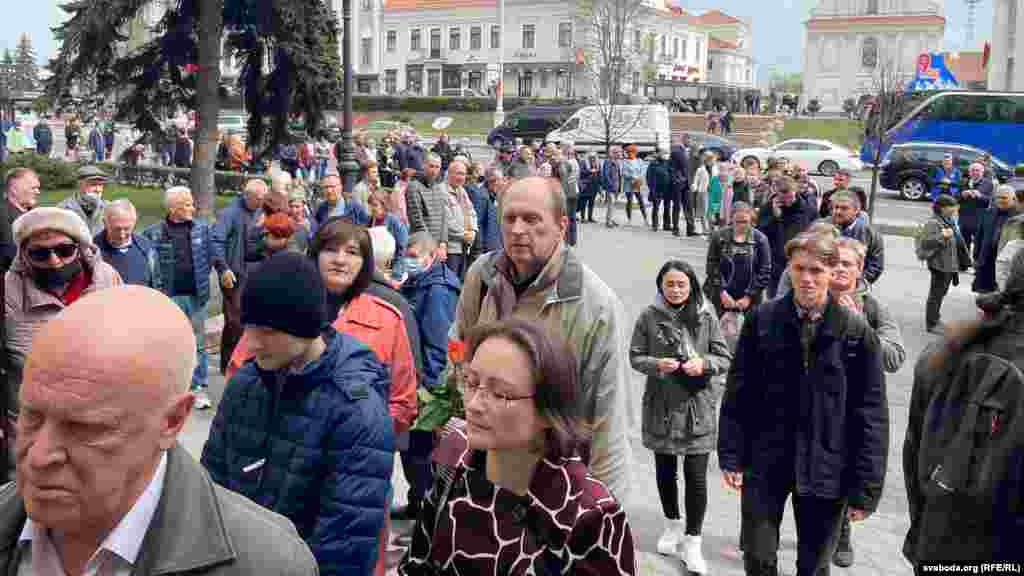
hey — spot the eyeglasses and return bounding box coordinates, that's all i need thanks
[26,243,78,263]
[463,381,534,409]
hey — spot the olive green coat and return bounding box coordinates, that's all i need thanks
[630,298,732,455]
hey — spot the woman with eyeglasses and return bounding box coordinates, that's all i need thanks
[399,319,637,576]
[3,207,123,481]
[629,260,731,575]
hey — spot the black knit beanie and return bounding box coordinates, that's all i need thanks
[241,252,327,339]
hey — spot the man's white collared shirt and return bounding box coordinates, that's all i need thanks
[17,452,168,576]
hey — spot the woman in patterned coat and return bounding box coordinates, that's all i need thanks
[398,319,637,576]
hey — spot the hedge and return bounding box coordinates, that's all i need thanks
[0,152,81,190]
[350,96,583,113]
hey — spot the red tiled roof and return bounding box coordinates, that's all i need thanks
[693,9,741,26]
[806,14,945,29]
[384,0,495,10]
[709,37,737,50]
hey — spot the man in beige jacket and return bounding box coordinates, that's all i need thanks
[453,176,634,502]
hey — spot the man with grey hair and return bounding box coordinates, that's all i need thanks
[405,153,448,257]
[454,176,634,502]
[58,165,109,236]
[212,178,268,372]
[440,159,478,279]
[0,285,317,575]
[142,186,216,409]
[95,199,157,287]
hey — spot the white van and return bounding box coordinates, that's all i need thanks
[546,104,670,154]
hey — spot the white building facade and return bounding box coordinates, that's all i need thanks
[987,0,1024,91]
[357,0,709,99]
[698,11,755,89]
[803,0,945,112]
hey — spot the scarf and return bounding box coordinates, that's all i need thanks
[487,246,564,321]
[794,296,825,372]
[939,212,964,245]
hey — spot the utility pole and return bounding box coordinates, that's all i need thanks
[493,0,505,128]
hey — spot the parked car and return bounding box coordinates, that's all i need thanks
[677,130,738,162]
[486,104,583,147]
[735,138,863,176]
[880,141,1012,201]
[546,105,671,155]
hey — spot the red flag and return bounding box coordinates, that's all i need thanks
[983,42,991,70]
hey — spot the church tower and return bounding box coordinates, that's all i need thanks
[802,0,945,112]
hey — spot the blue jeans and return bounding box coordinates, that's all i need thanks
[171,294,209,390]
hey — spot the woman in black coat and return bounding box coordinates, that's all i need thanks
[578,152,602,223]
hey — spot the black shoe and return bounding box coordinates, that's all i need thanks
[926,324,945,335]
[673,230,681,237]
[652,225,659,231]
[390,501,420,520]
[832,518,854,568]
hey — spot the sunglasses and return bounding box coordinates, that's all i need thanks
[27,243,78,263]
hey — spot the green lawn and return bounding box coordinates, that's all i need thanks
[41,185,233,228]
[362,111,496,137]
[780,118,865,151]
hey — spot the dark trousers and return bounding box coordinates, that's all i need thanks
[767,267,785,300]
[400,430,435,506]
[566,197,578,246]
[220,284,244,375]
[742,475,845,576]
[578,196,596,221]
[961,227,977,258]
[654,452,709,535]
[446,253,465,281]
[625,190,647,222]
[926,269,955,329]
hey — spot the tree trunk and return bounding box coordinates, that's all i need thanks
[193,0,224,217]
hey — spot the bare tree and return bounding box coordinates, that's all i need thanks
[865,63,907,221]
[574,0,652,156]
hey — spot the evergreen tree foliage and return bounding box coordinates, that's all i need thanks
[13,34,40,92]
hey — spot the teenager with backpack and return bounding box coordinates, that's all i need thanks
[903,247,1024,565]
[918,194,971,334]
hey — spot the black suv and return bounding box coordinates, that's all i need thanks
[486,105,583,147]
[880,142,1011,201]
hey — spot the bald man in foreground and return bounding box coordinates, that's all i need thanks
[0,286,316,575]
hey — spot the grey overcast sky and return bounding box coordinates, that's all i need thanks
[0,0,994,74]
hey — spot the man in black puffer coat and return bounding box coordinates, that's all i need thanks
[757,176,818,298]
[719,230,889,576]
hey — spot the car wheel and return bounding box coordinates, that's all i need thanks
[742,156,760,170]
[818,160,839,176]
[900,177,928,201]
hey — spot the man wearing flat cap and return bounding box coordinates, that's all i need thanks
[2,207,122,480]
[57,166,108,236]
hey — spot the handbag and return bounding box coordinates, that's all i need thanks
[719,310,745,352]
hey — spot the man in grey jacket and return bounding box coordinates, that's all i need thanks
[211,178,268,374]
[405,154,448,259]
[57,165,108,236]
[0,286,315,575]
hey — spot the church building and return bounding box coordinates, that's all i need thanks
[802,0,946,112]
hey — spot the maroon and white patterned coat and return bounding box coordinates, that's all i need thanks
[398,423,637,576]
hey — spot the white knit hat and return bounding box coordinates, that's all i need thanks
[13,207,94,248]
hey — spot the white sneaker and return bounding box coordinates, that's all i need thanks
[656,519,685,556]
[193,390,213,410]
[682,534,708,574]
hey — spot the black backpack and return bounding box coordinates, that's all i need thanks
[914,351,1024,534]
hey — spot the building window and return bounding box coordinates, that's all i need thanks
[632,71,640,94]
[540,71,548,89]
[557,70,571,98]
[407,68,423,93]
[746,68,751,82]
[522,24,535,49]
[443,69,461,89]
[519,71,533,97]
[558,22,572,48]
[682,37,688,59]
[468,70,483,91]
[866,0,878,14]
[427,69,440,95]
[673,37,679,59]
[411,29,421,51]
[385,69,397,93]
[430,28,441,58]
[491,25,500,49]
[360,0,372,10]
[357,79,371,93]
[861,37,878,69]
[361,38,372,66]
[450,27,461,51]
[634,29,642,49]
[471,26,482,50]
[386,30,397,52]
[660,35,667,57]
[696,38,702,62]
[708,58,713,71]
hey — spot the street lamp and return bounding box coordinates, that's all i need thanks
[339,0,361,194]
[493,0,505,128]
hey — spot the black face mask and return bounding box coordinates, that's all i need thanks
[32,260,84,290]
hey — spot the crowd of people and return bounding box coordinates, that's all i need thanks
[0,124,1018,576]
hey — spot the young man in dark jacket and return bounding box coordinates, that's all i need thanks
[757,176,818,297]
[719,230,889,576]
[646,146,674,232]
[670,134,691,236]
[202,253,393,576]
